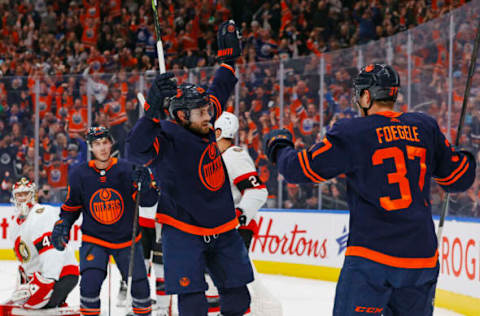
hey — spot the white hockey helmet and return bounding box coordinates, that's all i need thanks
[215,112,239,141]
[11,177,37,219]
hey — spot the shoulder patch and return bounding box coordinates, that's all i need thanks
[233,147,243,152]
[35,207,45,214]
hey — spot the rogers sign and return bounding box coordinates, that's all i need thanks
[440,235,480,281]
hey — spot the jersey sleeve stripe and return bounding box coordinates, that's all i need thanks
[209,95,222,120]
[153,137,160,155]
[302,150,326,182]
[221,63,235,74]
[33,232,53,254]
[435,162,470,186]
[155,213,239,236]
[312,138,332,159]
[346,246,438,269]
[233,171,259,185]
[82,233,142,249]
[297,151,322,183]
[61,204,82,212]
[433,156,467,182]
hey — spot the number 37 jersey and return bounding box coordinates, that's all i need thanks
[275,111,476,268]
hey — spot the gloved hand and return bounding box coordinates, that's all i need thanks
[131,166,151,191]
[51,218,73,251]
[217,20,242,66]
[236,208,259,236]
[145,72,177,122]
[263,129,294,164]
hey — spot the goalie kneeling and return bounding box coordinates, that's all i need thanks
[8,178,79,309]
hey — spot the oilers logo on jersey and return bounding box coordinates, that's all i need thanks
[89,188,125,225]
[198,142,225,192]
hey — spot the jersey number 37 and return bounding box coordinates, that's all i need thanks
[372,145,426,211]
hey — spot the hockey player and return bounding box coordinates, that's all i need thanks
[126,20,254,316]
[51,126,153,316]
[214,112,268,249]
[8,177,79,310]
[205,112,282,316]
[264,64,477,316]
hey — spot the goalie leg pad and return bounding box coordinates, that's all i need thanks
[218,285,251,316]
[178,292,208,316]
[44,274,79,308]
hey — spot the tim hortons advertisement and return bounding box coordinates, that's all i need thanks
[249,210,350,267]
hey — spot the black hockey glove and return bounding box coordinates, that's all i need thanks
[264,129,294,164]
[51,217,73,251]
[217,20,242,67]
[145,72,177,122]
[131,165,151,191]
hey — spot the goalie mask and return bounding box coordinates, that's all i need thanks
[11,178,37,218]
[215,112,239,141]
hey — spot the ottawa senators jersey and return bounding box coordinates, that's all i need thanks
[60,158,142,248]
[222,145,268,222]
[10,204,78,280]
[127,64,239,235]
[276,111,476,269]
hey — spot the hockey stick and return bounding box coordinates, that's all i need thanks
[436,19,480,243]
[108,258,111,316]
[125,182,142,314]
[151,0,166,74]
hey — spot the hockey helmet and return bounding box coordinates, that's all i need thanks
[168,83,211,121]
[11,177,37,218]
[215,112,239,141]
[353,64,400,114]
[86,126,114,147]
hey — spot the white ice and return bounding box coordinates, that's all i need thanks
[0,260,461,315]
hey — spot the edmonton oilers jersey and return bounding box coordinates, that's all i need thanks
[127,64,239,235]
[60,158,141,248]
[276,111,476,269]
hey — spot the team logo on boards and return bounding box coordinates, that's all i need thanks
[198,143,225,191]
[14,237,31,263]
[89,188,124,225]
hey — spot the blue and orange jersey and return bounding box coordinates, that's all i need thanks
[60,158,144,248]
[126,64,239,236]
[276,111,476,269]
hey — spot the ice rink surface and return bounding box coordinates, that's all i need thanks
[0,261,461,315]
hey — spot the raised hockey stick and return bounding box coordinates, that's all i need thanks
[436,19,480,243]
[125,182,142,314]
[151,0,166,74]
[135,0,168,108]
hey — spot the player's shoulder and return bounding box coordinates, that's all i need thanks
[401,112,438,128]
[223,145,254,162]
[27,204,59,228]
[327,117,363,139]
[69,161,89,178]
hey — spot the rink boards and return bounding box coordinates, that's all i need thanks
[0,205,479,315]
